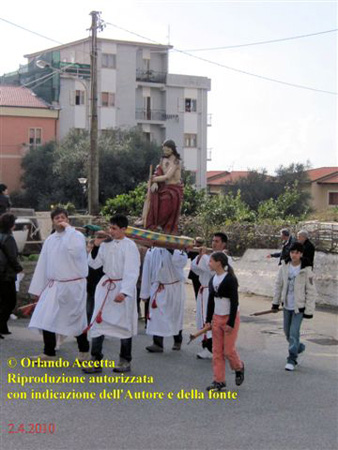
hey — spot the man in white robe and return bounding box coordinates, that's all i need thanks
[85,214,140,373]
[140,247,187,352]
[191,232,233,359]
[29,207,89,361]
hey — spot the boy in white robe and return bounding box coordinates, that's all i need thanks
[29,207,89,361]
[85,214,140,373]
[191,232,233,359]
[140,247,187,352]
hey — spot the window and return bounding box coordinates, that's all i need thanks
[184,133,197,147]
[102,53,116,69]
[185,98,197,112]
[101,92,115,107]
[328,192,338,206]
[29,128,42,147]
[75,90,85,105]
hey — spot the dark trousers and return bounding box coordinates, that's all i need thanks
[43,330,89,357]
[86,292,95,324]
[153,330,183,348]
[0,279,17,333]
[91,335,132,362]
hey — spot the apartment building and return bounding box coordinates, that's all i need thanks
[17,37,211,188]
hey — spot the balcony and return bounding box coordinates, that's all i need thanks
[136,69,166,84]
[136,108,166,122]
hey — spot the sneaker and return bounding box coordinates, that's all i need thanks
[197,348,212,360]
[235,363,245,386]
[10,314,18,320]
[82,364,102,374]
[206,381,227,392]
[77,352,90,363]
[146,344,163,353]
[113,359,131,373]
[30,354,57,361]
[172,342,182,351]
[285,363,295,371]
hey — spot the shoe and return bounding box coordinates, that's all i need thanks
[0,330,11,335]
[146,344,163,353]
[172,342,182,351]
[77,352,90,363]
[197,348,212,359]
[30,354,57,361]
[206,381,227,392]
[285,363,295,371]
[113,359,131,373]
[235,363,245,386]
[82,363,102,374]
[10,314,18,320]
[0,335,4,339]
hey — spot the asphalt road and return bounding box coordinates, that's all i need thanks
[1,283,337,450]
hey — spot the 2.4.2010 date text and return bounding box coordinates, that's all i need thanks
[7,423,56,434]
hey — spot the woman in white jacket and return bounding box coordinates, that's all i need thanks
[272,242,316,371]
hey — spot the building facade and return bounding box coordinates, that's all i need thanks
[18,38,211,189]
[0,86,59,192]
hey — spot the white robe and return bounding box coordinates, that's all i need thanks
[140,248,187,337]
[88,237,140,339]
[29,227,88,336]
[191,254,213,338]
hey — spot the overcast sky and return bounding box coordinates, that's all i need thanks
[1,0,337,174]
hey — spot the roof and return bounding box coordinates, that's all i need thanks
[0,85,50,108]
[24,37,172,59]
[305,167,338,182]
[207,171,250,185]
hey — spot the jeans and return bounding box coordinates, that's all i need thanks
[91,335,133,362]
[283,309,305,365]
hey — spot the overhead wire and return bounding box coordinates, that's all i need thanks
[1,16,336,95]
[104,21,338,96]
[0,17,63,44]
[183,28,338,51]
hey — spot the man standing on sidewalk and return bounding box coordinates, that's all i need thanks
[28,207,89,361]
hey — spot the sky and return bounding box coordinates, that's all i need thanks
[1,0,337,174]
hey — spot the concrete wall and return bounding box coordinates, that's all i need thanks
[233,249,338,307]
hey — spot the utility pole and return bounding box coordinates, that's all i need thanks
[88,11,104,215]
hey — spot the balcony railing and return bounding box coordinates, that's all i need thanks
[136,109,166,121]
[136,69,166,84]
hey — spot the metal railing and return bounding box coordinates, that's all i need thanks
[136,69,166,83]
[136,108,166,121]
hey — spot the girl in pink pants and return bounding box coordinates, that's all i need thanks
[205,252,244,392]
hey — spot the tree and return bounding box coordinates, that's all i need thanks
[224,162,312,214]
[19,141,57,210]
[16,128,161,210]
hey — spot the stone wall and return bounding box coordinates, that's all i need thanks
[233,249,338,307]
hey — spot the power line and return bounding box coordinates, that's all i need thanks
[0,17,63,44]
[105,21,337,96]
[184,28,338,51]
